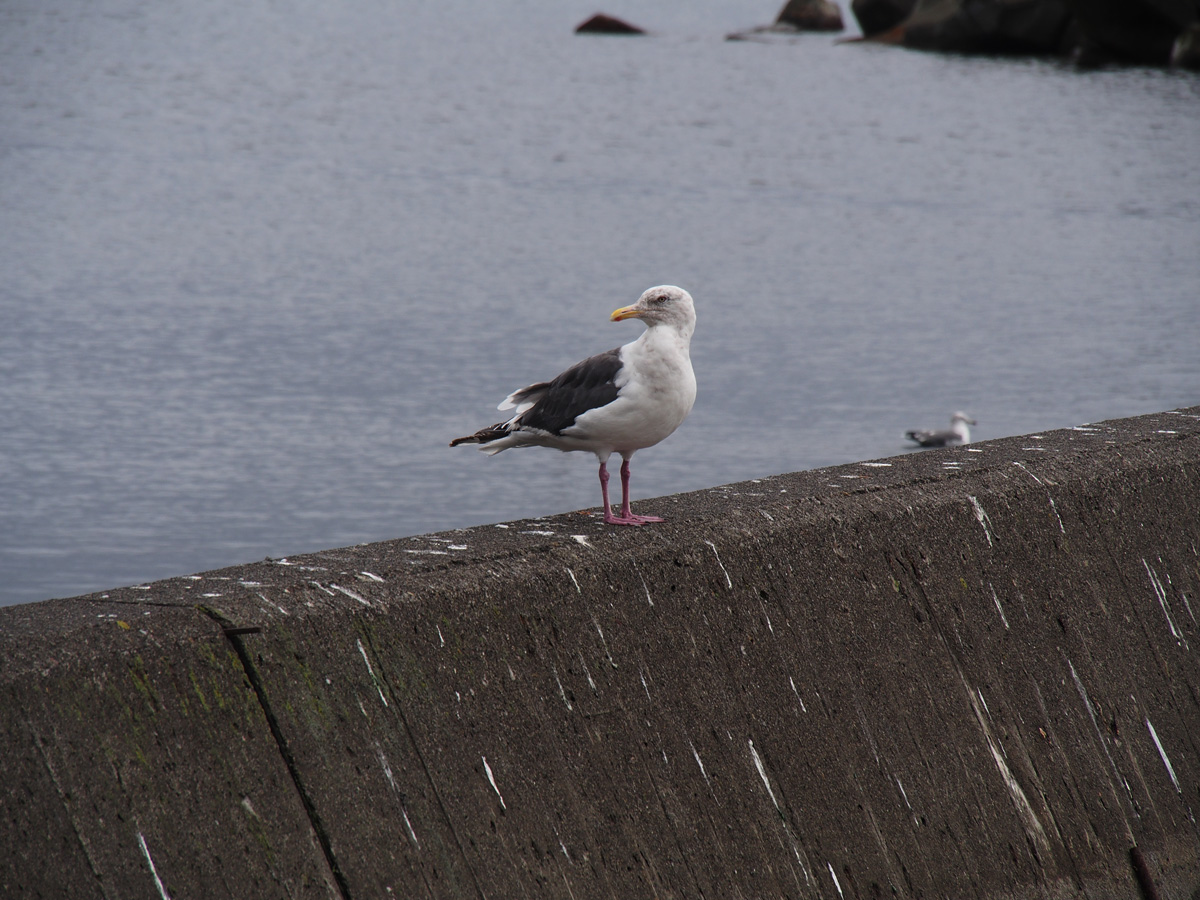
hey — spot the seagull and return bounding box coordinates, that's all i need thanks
[905,411,977,447]
[450,285,697,526]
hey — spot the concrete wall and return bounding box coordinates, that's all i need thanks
[3,407,1199,900]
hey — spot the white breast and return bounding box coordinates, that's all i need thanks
[566,326,696,456]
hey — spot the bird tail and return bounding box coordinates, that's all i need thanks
[449,423,510,448]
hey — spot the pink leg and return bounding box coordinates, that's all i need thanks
[599,460,657,526]
[619,458,664,524]
[598,461,617,521]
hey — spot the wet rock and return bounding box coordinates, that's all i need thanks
[775,0,845,30]
[898,0,1074,54]
[851,0,918,36]
[1064,0,1199,65]
[575,13,646,35]
[852,0,1199,65]
[725,0,844,40]
[1171,21,1200,67]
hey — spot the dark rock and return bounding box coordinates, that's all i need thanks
[1064,0,1199,65]
[852,0,918,36]
[776,0,845,30]
[1171,21,1200,66]
[895,0,1074,54]
[575,13,646,34]
[725,0,844,40]
[1071,35,1122,67]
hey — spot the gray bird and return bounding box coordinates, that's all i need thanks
[451,286,697,525]
[906,411,977,447]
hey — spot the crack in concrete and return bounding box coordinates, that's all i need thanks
[198,607,350,900]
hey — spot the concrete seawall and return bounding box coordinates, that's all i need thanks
[3,407,1199,899]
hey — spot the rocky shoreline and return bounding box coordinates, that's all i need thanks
[578,1,1200,70]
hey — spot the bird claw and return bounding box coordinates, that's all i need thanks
[603,512,664,526]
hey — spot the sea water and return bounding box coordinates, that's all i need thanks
[2,0,1198,604]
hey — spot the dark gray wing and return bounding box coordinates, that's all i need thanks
[906,429,954,447]
[515,347,623,435]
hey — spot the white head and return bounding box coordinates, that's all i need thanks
[951,411,977,441]
[610,285,695,338]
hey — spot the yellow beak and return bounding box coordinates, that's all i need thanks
[610,305,643,322]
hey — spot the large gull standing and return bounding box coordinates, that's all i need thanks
[905,411,977,447]
[451,285,696,525]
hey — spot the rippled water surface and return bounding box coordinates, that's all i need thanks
[2,1,1198,605]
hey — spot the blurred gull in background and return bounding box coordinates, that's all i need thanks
[906,412,977,447]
